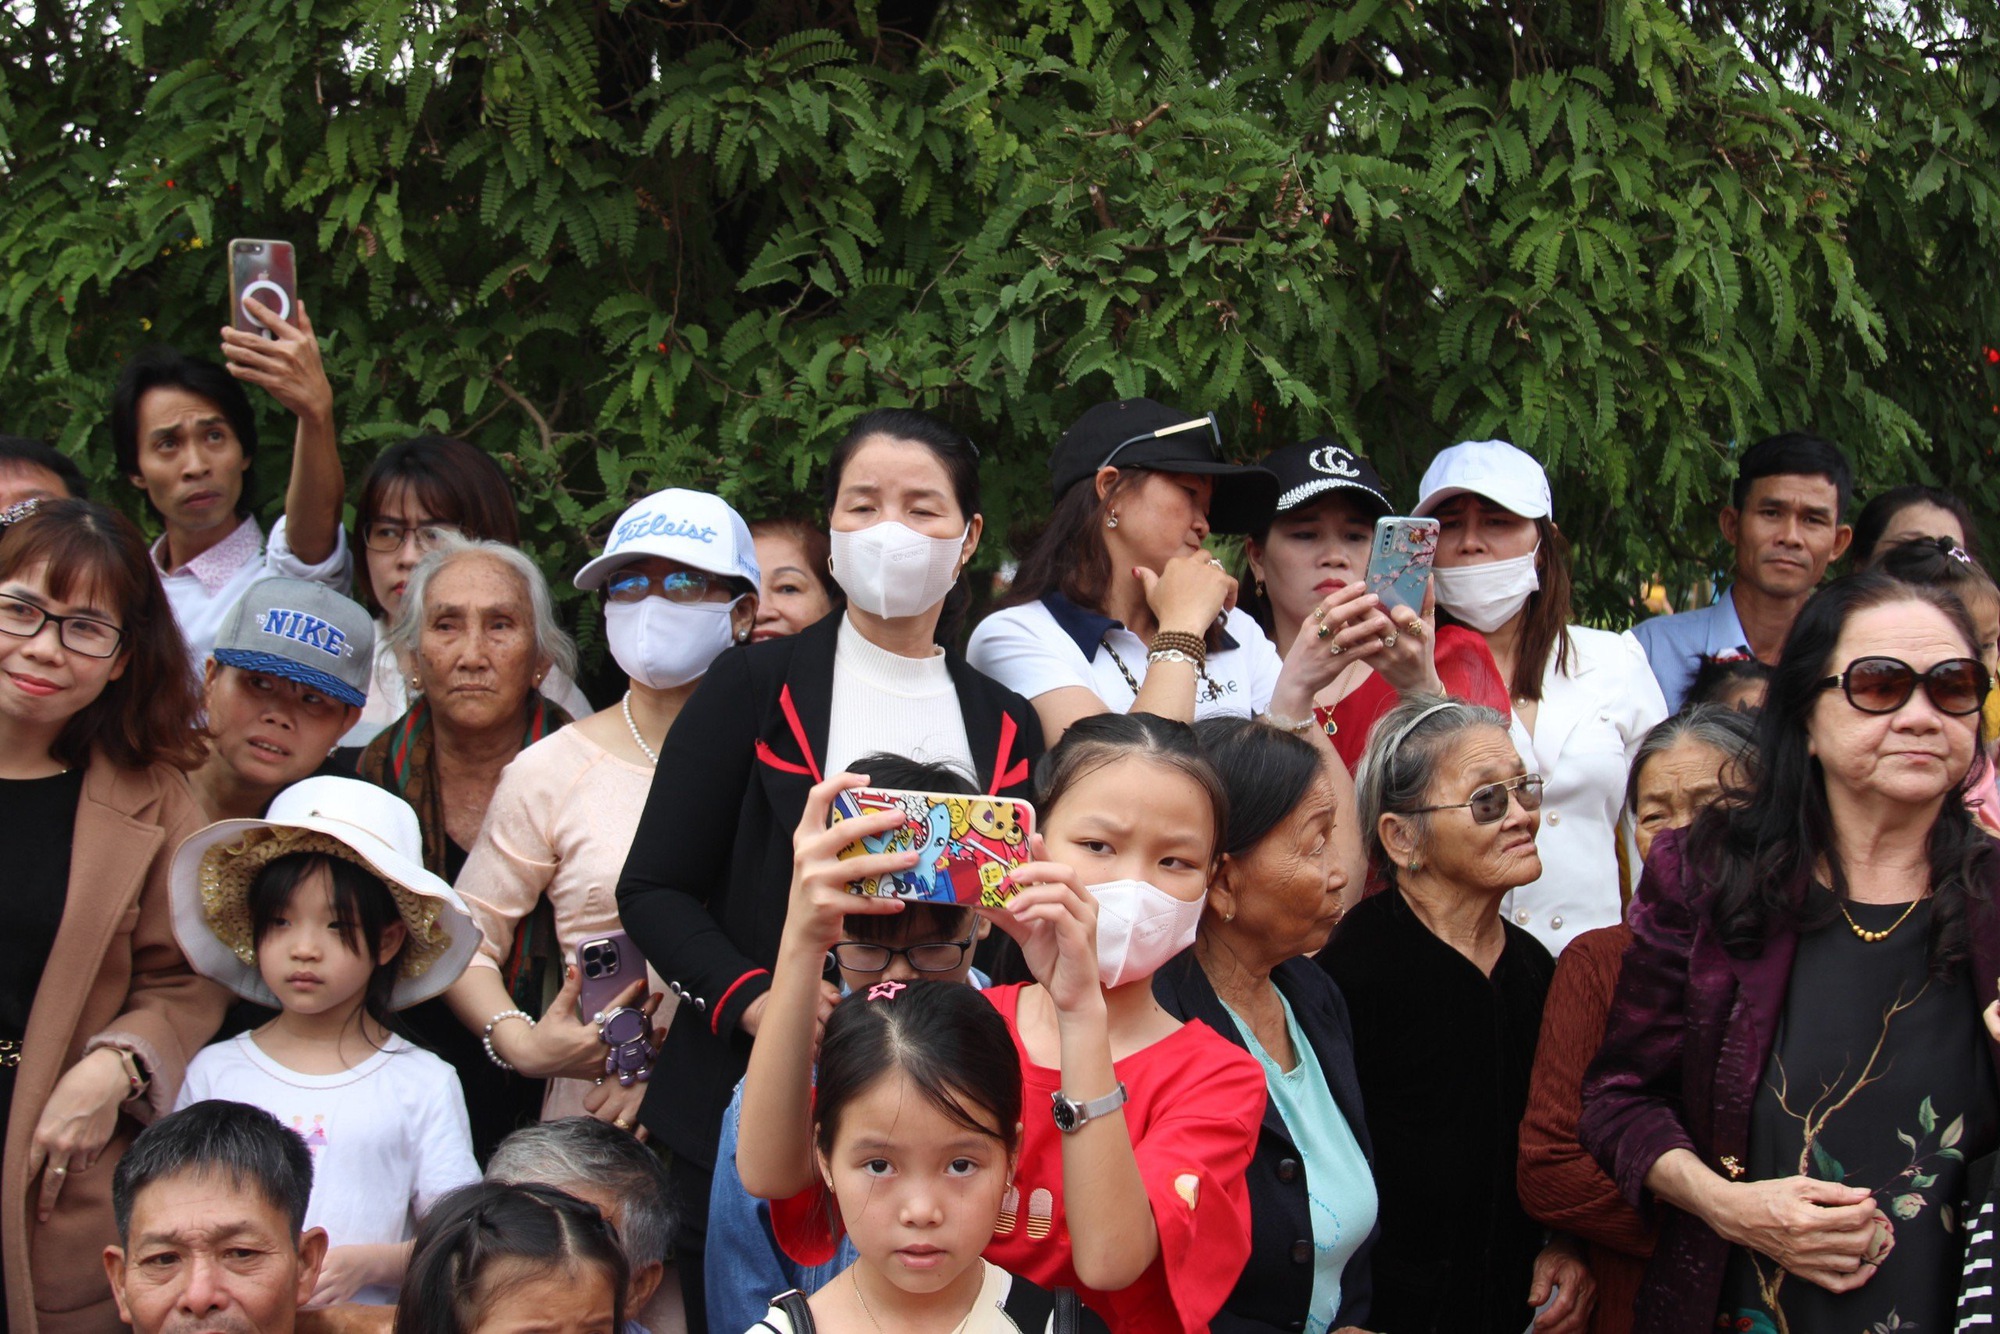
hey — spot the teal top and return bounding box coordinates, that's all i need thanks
[1223,991,1378,1334]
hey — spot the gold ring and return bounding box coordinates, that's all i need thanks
[613,1118,634,1130]
[1405,619,1426,639]
[1315,622,1333,640]
[1382,633,1399,650]
[1329,641,1344,658]
[1313,603,1330,625]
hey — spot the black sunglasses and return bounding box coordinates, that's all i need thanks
[1411,773,1545,825]
[1817,655,1989,717]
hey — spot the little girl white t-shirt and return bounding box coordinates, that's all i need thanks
[176,1031,480,1305]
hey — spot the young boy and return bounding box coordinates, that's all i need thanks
[703,755,991,1334]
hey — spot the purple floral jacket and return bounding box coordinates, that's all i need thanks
[1577,827,2000,1334]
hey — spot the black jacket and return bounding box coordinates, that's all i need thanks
[615,612,1043,1168]
[1152,949,1379,1334]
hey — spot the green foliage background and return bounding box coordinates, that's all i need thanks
[4,0,1998,654]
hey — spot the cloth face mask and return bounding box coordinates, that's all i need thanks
[1432,547,1541,633]
[1088,878,1205,989]
[828,521,968,620]
[604,596,741,690]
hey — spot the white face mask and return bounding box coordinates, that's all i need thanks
[1433,547,1541,633]
[1088,878,1205,989]
[604,596,742,691]
[828,521,968,620]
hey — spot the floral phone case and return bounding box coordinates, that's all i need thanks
[1364,516,1440,615]
[830,788,1036,907]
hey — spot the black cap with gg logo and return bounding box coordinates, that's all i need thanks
[1256,437,1392,520]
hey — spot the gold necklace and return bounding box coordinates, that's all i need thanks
[1838,893,1928,943]
[850,1267,978,1334]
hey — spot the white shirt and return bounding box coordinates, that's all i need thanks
[968,594,1279,720]
[155,515,351,674]
[176,1032,479,1305]
[1501,626,1668,954]
[825,614,975,778]
[339,619,593,748]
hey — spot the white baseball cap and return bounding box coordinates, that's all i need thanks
[573,488,761,592]
[1413,439,1553,520]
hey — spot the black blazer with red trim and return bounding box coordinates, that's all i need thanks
[615,611,1044,1168]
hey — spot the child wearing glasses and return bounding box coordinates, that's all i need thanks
[704,753,992,1334]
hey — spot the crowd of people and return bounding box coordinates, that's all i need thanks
[2,301,1997,1334]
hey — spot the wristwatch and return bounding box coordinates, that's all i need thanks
[1051,1082,1128,1134]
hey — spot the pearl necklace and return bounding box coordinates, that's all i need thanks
[621,691,659,766]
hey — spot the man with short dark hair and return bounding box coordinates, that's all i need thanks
[0,434,87,509]
[112,299,348,671]
[1633,431,1854,711]
[103,1100,327,1334]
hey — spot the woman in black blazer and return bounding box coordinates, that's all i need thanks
[616,409,1043,1332]
[1155,716,1380,1334]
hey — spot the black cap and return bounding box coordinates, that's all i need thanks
[1047,398,1280,535]
[1257,438,1392,520]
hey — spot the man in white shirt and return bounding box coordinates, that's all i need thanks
[111,295,349,670]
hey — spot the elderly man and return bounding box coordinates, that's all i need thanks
[489,1119,676,1334]
[103,1100,326,1334]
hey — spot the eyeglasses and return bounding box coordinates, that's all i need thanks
[1097,412,1223,472]
[0,594,124,658]
[606,570,729,605]
[1410,773,1545,824]
[1817,655,1989,717]
[829,937,976,974]
[361,520,461,553]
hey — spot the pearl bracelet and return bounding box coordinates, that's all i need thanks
[482,1009,536,1072]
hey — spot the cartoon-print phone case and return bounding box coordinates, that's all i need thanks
[1364,516,1441,615]
[830,788,1037,907]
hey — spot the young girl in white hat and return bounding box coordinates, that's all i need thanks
[170,775,482,1308]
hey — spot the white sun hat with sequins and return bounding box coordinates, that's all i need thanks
[169,776,479,1010]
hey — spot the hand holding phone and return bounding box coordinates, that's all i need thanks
[830,788,1037,907]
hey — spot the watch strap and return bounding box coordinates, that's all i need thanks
[1053,1080,1129,1132]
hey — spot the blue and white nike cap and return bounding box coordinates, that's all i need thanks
[210,578,373,708]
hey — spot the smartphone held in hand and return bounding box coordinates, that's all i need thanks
[227,238,297,339]
[1364,515,1441,615]
[830,788,1036,907]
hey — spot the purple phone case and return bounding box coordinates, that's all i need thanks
[575,932,636,1022]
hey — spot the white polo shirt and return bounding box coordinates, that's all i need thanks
[154,514,352,674]
[967,593,1280,720]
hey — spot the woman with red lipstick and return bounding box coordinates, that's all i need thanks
[0,499,226,1334]
[1242,438,1510,774]
[341,436,590,749]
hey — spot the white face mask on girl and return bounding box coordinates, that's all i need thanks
[828,521,968,620]
[604,596,743,691]
[1088,878,1205,989]
[1433,547,1541,633]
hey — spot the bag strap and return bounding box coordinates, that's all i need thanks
[1053,1286,1081,1334]
[773,1289,816,1334]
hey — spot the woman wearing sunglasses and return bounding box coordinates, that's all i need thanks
[1581,572,2000,1334]
[1321,696,1595,1333]
[443,489,756,1136]
[342,435,591,747]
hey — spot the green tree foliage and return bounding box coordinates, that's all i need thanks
[2,0,1996,637]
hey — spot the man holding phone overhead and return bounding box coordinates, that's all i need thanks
[111,239,348,671]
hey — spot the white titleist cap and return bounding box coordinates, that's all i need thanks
[573,488,760,591]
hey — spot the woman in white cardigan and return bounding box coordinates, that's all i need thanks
[1412,439,1666,955]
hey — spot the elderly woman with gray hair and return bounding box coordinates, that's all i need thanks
[354,533,578,1156]
[1319,695,1595,1334]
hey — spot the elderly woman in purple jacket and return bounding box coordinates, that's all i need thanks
[1579,571,2000,1334]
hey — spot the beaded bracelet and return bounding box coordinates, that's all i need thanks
[1149,630,1207,664]
[483,1009,536,1072]
[1263,710,1315,734]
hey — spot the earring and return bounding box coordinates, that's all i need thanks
[1407,858,1421,874]
[1223,910,1236,923]
[1105,511,1119,529]
[1254,578,1265,599]
[736,628,751,644]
